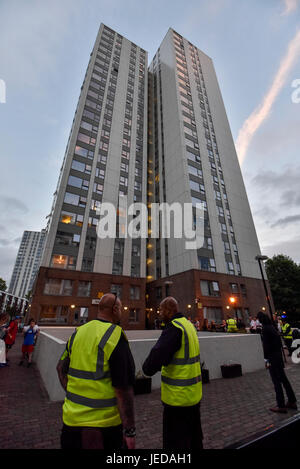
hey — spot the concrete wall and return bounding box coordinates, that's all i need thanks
[34,330,265,402]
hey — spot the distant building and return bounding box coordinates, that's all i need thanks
[9,229,46,298]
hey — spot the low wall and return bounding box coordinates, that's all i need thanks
[34,330,265,402]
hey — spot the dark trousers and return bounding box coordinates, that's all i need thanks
[284,339,293,356]
[269,362,296,408]
[61,424,123,449]
[163,403,203,450]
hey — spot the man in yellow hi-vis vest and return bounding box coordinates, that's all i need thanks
[56,293,136,449]
[142,297,203,450]
[281,317,293,356]
[226,316,238,333]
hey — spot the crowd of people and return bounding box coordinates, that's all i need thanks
[0,313,39,368]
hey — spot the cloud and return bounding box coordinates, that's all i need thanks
[235,28,300,165]
[262,234,300,263]
[282,0,299,15]
[0,196,28,215]
[0,0,80,89]
[271,214,300,227]
[252,166,300,191]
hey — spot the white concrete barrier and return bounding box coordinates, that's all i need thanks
[34,330,265,402]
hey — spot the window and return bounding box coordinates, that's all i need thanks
[55,231,80,247]
[134,181,142,191]
[200,280,220,297]
[230,283,239,293]
[91,199,101,212]
[44,279,73,296]
[72,160,85,173]
[111,284,122,297]
[114,240,124,255]
[132,244,140,257]
[77,281,91,297]
[198,256,215,272]
[68,175,89,191]
[112,261,123,275]
[203,307,222,324]
[227,262,235,274]
[72,160,91,174]
[73,307,89,325]
[190,180,200,192]
[88,217,99,228]
[74,145,94,159]
[224,241,231,254]
[77,132,96,146]
[82,258,93,272]
[120,176,128,187]
[96,168,105,179]
[129,308,139,323]
[188,164,202,178]
[64,192,80,206]
[130,285,140,300]
[94,183,103,194]
[187,150,201,163]
[60,211,84,227]
[51,255,76,270]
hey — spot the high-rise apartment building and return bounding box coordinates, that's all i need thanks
[146,29,267,324]
[30,26,269,328]
[9,229,46,298]
[31,24,148,327]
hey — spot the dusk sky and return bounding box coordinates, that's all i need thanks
[0,0,299,284]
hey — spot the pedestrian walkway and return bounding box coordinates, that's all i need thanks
[1,334,299,449]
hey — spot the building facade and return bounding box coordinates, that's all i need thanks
[9,229,46,298]
[146,29,268,326]
[30,25,269,329]
[30,24,148,328]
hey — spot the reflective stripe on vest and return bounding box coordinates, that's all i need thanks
[67,324,116,380]
[282,323,292,339]
[161,317,202,407]
[62,320,123,428]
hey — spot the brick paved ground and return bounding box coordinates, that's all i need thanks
[1,334,299,449]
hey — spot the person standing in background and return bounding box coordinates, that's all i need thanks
[4,316,20,361]
[257,311,297,414]
[19,318,40,368]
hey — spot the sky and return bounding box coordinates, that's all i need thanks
[0,0,300,284]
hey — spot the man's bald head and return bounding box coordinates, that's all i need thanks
[97,293,122,324]
[159,296,179,323]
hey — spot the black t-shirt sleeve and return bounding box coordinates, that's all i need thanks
[142,325,182,376]
[109,334,136,388]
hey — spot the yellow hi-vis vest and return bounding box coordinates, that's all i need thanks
[226,318,237,332]
[60,320,124,428]
[282,323,293,340]
[161,317,202,407]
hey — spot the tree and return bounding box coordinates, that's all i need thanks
[0,277,7,292]
[265,254,300,325]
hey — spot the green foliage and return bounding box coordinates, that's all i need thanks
[266,255,300,325]
[0,277,7,292]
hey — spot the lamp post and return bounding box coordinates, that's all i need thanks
[255,255,274,324]
[255,254,286,363]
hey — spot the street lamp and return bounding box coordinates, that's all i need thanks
[255,255,274,324]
